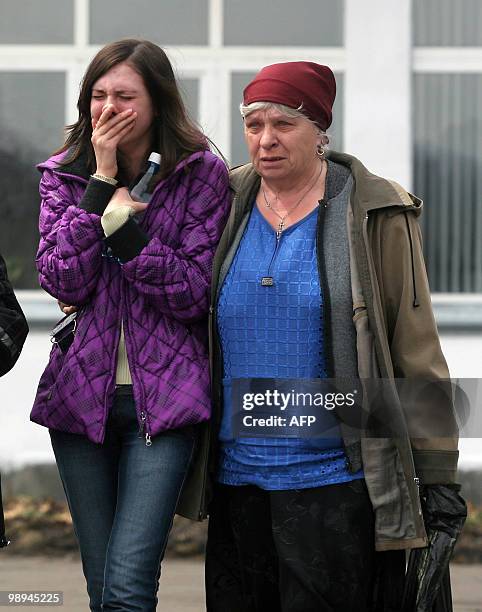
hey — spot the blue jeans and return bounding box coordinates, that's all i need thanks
[50,390,196,612]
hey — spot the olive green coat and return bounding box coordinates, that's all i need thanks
[178,151,459,552]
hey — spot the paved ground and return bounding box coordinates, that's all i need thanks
[0,557,481,611]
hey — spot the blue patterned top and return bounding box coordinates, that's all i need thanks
[217,203,364,490]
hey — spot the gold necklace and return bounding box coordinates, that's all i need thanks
[262,162,323,240]
[259,162,324,287]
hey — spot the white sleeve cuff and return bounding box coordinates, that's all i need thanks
[101,206,133,237]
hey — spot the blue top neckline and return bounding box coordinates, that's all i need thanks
[253,200,320,236]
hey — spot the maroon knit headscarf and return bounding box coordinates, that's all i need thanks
[243,61,336,131]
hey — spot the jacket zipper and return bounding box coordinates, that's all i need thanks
[315,199,353,470]
[138,410,152,446]
[413,476,423,516]
[138,411,146,437]
[121,276,152,447]
[315,199,335,378]
[199,301,223,519]
[52,165,159,447]
[99,275,125,445]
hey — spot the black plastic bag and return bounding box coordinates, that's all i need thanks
[401,485,467,612]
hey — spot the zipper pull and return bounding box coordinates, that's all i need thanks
[138,411,146,438]
[414,477,423,516]
[145,433,152,447]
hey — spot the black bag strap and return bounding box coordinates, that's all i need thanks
[0,474,9,548]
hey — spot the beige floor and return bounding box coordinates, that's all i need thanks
[0,557,481,611]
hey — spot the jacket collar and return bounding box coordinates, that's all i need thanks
[37,149,206,183]
[37,150,91,180]
[325,150,422,217]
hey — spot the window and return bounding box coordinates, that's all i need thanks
[413,74,482,292]
[0,0,74,44]
[89,0,208,45]
[413,0,482,46]
[413,0,482,293]
[223,0,344,46]
[0,72,66,288]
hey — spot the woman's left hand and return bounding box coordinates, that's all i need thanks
[104,187,148,216]
[58,301,77,315]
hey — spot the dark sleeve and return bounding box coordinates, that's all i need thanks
[103,217,149,263]
[0,255,29,376]
[77,178,117,215]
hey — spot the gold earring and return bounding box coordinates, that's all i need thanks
[316,144,325,159]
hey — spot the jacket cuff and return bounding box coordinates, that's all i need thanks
[78,178,117,215]
[101,206,133,237]
[413,449,459,484]
[104,217,149,263]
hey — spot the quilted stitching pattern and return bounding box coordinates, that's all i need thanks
[31,151,230,443]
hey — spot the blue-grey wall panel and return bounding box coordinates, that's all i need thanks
[0,72,66,159]
[89,0,208,45]
[413,0,482,46]
[179,78,199,122]
[0,0,74,44]
[224,0,344,46]
[0,72,66,288]
[414,74,482,292]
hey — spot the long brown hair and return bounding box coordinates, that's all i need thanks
[57,39,207,180]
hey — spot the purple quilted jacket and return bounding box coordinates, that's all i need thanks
[31,150,230,444]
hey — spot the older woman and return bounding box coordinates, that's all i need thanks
[201,62,459,611]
